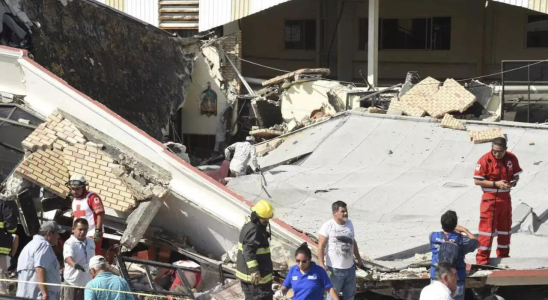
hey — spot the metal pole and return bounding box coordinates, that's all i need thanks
[528,64,531,123]
[501,61,505,121]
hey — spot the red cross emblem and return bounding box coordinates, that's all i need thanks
[73,204,86,219]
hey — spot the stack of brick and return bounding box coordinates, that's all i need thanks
[469,128,504,144]
[389,77,477,119]
[440,114,466,130]
[15,111,138,212]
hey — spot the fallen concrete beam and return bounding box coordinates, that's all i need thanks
[262,68,330,87]
[121,187,170,250]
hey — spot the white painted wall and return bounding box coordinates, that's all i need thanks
[0,46,309,257]
[182,46,231,135]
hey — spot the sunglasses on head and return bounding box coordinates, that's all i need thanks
[296,259,308,264]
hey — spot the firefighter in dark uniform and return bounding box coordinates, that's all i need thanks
[237,200,274,300]
[0,199,18,294]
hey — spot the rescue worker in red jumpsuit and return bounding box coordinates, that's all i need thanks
[473,137,522,265]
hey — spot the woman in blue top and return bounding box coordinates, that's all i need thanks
[276,243,340,300]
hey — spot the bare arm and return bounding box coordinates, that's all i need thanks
[96,212,104,231]
[65,256,75,267]
[318,234,328,270]
[455,225,478,242]
[35,267,49,299]
[327,287,340,300]
[10,235,18,257]
[353,240,363,268]
[280,286,287,295]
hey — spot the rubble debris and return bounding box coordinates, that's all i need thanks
[469,128,504,144]
[399,71,421,97]
[120,186,170,251]
[481,111,501,122]
[440,114,466,130]
[387,108,403,116]
[262,68,330,87]
[285,119,302,132]
[249,129,283,140]
[14,110,159,212]
[530,141,535,146]
[399,76,440,110]
[251,97,283,128]
[367,107,387,114]
[256,138,284,157]
[389,100,426,117]
[425,79,476,118]
[209,279,244,300]
[165,142,191,163]
[467,80,494,110]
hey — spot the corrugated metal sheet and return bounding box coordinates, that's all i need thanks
[159,0,199,29]
[199,0,292,32]
[106,0,125,11]
[494,0,548,13]
[126,0,159,27]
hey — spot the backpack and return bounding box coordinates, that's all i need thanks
[437,232,462,267]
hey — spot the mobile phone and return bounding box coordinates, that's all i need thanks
[509,180,517,187]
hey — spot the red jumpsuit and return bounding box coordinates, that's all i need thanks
[473,151,522,265]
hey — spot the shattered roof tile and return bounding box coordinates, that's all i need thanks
[469,128,504,144]
[425,79,476,118]
[19,110,137,211]
[440,114,466,130]
[400,76,440,110]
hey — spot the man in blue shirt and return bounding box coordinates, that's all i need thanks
[430,210,479,300]
[85,255,133,300]
[16,221,65,300]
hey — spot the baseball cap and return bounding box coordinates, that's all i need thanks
[89,255,107,270]
[40,221,66,233]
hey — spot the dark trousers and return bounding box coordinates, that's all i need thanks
[241,282,273,300]
[62,285,85,300]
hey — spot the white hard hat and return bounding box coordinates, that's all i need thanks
[246,136,255,142]
[67,174,87,188]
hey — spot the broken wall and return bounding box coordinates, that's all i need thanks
[181,32,241,153]
[11,0,196,140]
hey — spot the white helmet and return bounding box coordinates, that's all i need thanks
[246,136,256,142]
[67,174,87,188]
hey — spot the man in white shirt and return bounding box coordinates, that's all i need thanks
[318,201,363,300]
[224,136,260,177]
[419,263,458,300]
[63,218,95,300]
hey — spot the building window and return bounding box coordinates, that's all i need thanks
[285,20,316,50]
[378,17,451,50]
[358,18,368,50]
[527,15,548,48]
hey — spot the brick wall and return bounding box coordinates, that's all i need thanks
[220,30,242,91]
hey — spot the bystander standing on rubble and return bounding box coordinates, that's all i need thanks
[0,198,18,294]
[67,175,105,255]
[318,201,363,300]
[275,242,339,300]
[473,137,522,265]
[420,263,458,300]
[62,218,95,300]
[85,255,133,300]
[16,221,65,300]
[429,210,478,300]
[224,136,260,177]
[237,199,274,300]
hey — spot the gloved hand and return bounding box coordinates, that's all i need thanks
[93,229,102,242]
[273,289,284,299]
[250,271,261,285]
[73,264,85,272]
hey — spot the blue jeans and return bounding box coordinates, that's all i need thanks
[326,266,356,300]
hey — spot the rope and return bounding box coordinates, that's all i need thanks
[0,277,193,300]
[235,56,548,86]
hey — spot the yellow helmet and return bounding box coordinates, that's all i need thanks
[251,200,274,219]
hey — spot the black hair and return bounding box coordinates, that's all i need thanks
[441,210,458,232]
[492,137,507,148]
[434,263,455,280]
[73,218,89,228]
[295,242,311,260]
[331,201,347,213]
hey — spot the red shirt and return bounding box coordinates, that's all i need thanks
[473,151,522,198]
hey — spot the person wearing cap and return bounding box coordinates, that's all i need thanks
[67,174,105,255]
[224,136,260,177]
[62,218,95,300]
[237,200,274,300]
[16,221,65,300]
[85,255,133,300]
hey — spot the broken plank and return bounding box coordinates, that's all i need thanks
[262,68,330,87]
